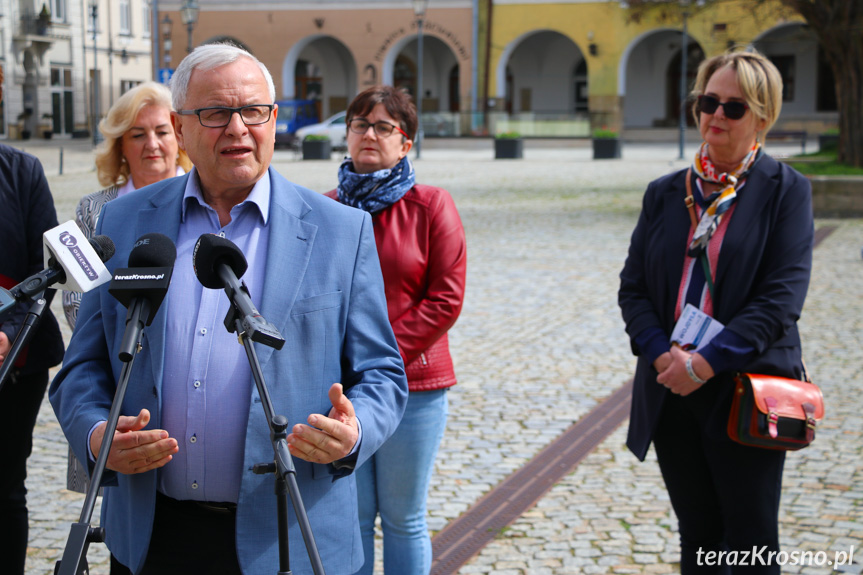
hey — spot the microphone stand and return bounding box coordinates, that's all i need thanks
[223,290,326,575]
[56,297,151,575]
[0,290,49,393]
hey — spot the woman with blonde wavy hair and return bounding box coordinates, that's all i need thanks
[63,81,191,329]
[62,81,191,495]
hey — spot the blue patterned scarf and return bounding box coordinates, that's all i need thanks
[336,155,416,214]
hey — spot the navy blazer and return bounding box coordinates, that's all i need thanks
[50,168,408,574]
[619,154,813,461]
[0,143,64,373]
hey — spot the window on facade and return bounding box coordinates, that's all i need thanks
[142,0,151,37]
[121,80,142,95]
[51,0,66,23]
[769,55,795,102]
[50,67,74,135]
[119,0,131,35]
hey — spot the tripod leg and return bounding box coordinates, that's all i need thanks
[276,475,292,575]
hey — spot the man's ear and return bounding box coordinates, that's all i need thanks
[172,112,186,150]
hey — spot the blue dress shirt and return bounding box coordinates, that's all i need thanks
[158,168,271,503]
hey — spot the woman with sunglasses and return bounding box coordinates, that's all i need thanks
[326,85,466,575]
[619,50,813,574]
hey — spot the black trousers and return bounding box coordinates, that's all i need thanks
[111,492,242,575]
[0,369,50,575]
[653,392,786,574]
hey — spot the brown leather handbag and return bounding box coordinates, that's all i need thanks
[727,373,825,450]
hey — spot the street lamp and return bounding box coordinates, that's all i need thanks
[89,0,101,145]
[161,14,173,69]
[412,0,429,159]
[180,0,199,54]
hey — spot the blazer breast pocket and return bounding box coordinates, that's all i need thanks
[290,291,343,316]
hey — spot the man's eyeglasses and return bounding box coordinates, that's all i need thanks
[348,118,408,138]
[176,104,275,128]
[696,95,749,121]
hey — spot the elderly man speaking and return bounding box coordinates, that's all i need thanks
[50,43,407,575]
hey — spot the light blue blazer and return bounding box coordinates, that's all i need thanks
[50,168,408,574]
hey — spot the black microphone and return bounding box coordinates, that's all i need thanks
[108,233,176,362]
[193,233,284,350]
[109,232,176,325]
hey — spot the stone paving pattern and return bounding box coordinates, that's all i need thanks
[16,138,862,574]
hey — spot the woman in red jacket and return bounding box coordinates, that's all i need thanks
[327,85,466,575]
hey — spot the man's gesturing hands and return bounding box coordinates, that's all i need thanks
[90,409,179,475]
[287,383,359,465]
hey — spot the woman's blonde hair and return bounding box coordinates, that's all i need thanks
[691,49,784,137]
[94,81,192,187]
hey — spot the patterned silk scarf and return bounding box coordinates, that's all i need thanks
[336,155,416,214]
[688,141,762,257]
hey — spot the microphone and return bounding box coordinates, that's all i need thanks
[42,221,115,294]
[0,222,115,321]
[108,233,176,326]
[108,233,176,362]
[192,233,284,350]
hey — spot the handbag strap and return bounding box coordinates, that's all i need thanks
[684,168,716,299]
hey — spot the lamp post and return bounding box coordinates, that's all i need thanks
[161,14,173,69]
[412,0,429,160]
[89,0,101,145]
[678,3,690,160]
[180,0,199,54]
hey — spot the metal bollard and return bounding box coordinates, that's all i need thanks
[59,147,64,175]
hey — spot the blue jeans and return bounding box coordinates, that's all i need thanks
[355,388,448,575]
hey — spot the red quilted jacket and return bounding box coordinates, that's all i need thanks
[326,184,467,391]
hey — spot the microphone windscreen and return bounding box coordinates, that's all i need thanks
[89,235,116,263]
[128,233,177,268]
[193,233,248,289]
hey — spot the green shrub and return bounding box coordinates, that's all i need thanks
[303,134,331,142]
[495,131,521,139]
[592,128,618,139]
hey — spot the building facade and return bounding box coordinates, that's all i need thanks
[1,0,156,141]
[160,0,834,138]
[0,0,837,141]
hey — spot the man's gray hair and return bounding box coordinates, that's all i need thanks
[170,43,276,110]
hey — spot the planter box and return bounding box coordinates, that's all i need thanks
[592,138,621,159]
[495,138,524,159]
[302,139,332,160]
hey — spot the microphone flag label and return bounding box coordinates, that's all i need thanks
[58,231,100,281]
[43,221,112,293]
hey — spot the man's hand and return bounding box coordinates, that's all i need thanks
[0,331,10,367]
[90,409,178,475]
[287,383,359,464]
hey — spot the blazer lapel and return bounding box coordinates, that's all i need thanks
[714,157,779,289]
[664,171,694,307]
[255,170,318,369]
[134,179,185,395]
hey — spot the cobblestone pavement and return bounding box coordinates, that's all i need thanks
[16,137,862,574]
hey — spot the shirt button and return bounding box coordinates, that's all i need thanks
[193,380,201,388]
[200,328,207,335]
[190,434,197,444]
[191,482,199,489]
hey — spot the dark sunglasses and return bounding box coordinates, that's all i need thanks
[696,95,750,120]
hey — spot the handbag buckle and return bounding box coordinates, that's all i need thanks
[765,396,779,439]
[803,402,817,442]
